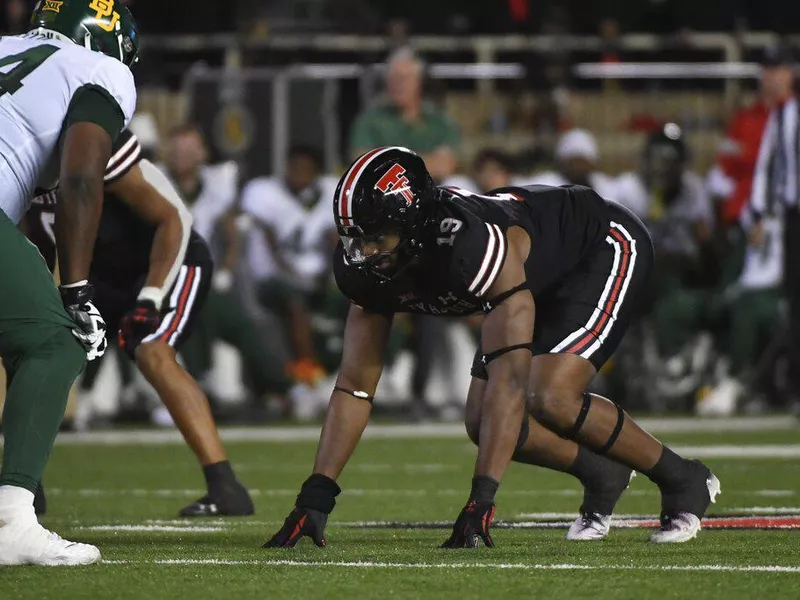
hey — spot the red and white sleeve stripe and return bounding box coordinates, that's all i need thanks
[467,223,508,298]
[104,132,142,183]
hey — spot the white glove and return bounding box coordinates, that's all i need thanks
[59,282,108,361]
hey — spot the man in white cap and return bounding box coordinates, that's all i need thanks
[518,129,617,198]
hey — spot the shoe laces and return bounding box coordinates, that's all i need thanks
[579,511,605,529]
[659,511,691,531]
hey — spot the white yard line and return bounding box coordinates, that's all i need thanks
[98,558,800,573]
[84,525,224,532]
[672,445,800,458]
[47,487,799,498]
[25,416,797,446]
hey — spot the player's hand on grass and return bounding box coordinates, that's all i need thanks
[118,300,161,358]
[264,507,330,548]
[60,281,107,361]
[263,474,341,548]
[441,501,496,549]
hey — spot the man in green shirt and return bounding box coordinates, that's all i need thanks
[349,48,461,183]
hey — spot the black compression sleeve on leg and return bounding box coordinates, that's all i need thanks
[563,392,592,440]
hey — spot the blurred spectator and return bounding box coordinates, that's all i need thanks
[473,148,515,193]
[129,113,161,162]
[519,129,617,198]
[707,46,795,225]
[615,124,716,361]
[734,46,800,409]
[349,47,461,182]
[698,48,796,414]
[161,125,294,412]
[1,0,30,35]
[348,47,462,419]
[241,145,337,387]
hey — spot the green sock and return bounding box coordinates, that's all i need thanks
[0,329,85,493]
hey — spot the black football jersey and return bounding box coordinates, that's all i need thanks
[26,130,190,289]
[334,184,611,316]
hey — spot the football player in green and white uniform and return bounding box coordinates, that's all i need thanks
[0,0,137,565]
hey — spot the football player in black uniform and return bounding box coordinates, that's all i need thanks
[23,131,253,518]
[265,147,721,548]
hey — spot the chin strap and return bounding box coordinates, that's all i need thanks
[333,385,375,404]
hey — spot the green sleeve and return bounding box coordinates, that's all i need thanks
[349,111,378,158]
[63,84,125,144]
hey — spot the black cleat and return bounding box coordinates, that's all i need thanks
[581,460,635,517]
[568,461,634,541]
[179,481,255,517]
[651,460,721,543]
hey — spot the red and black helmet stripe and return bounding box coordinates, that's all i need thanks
[335,146,411,227]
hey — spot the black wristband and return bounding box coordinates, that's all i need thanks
[469,475,500,504]
[296,473,342,514]
[59,283,94,307]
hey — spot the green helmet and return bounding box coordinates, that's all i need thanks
[29,0,139,68]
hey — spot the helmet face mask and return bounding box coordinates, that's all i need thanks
[30,0,140,68]
[334,147,437,283]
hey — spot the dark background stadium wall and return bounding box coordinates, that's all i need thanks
[187,71,275,180]
[123,0,800,34]
[186,70,337,178]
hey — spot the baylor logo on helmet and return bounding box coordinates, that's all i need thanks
[88,0,119,32]
[375,164,415,205]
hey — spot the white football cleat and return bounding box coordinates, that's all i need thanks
[566,512,612,541]
[650,474,721,544]
[0,512,101,566]
[648,511,702,544]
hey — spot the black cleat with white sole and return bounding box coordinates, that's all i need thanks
[651,460,721,543]
[179,481,255,517]
[567,460,634,541]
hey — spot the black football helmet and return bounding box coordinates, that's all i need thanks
[333,146,437,281]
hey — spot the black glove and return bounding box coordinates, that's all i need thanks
[263,474,341,548]
[118,300,161,359]
[264,507,330,548]
[60,282,107,361]
[441,500,496,549]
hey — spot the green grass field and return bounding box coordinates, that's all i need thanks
[3,417,800,599]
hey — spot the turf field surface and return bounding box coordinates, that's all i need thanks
[2,416,800,599]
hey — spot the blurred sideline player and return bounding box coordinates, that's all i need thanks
[23,129,254,518]
[162,124,295,414]
[615,125,717,366]
[521,129,618,199]
[266,147,720,549]
[241,146,337,385]
[0,0,137,565]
